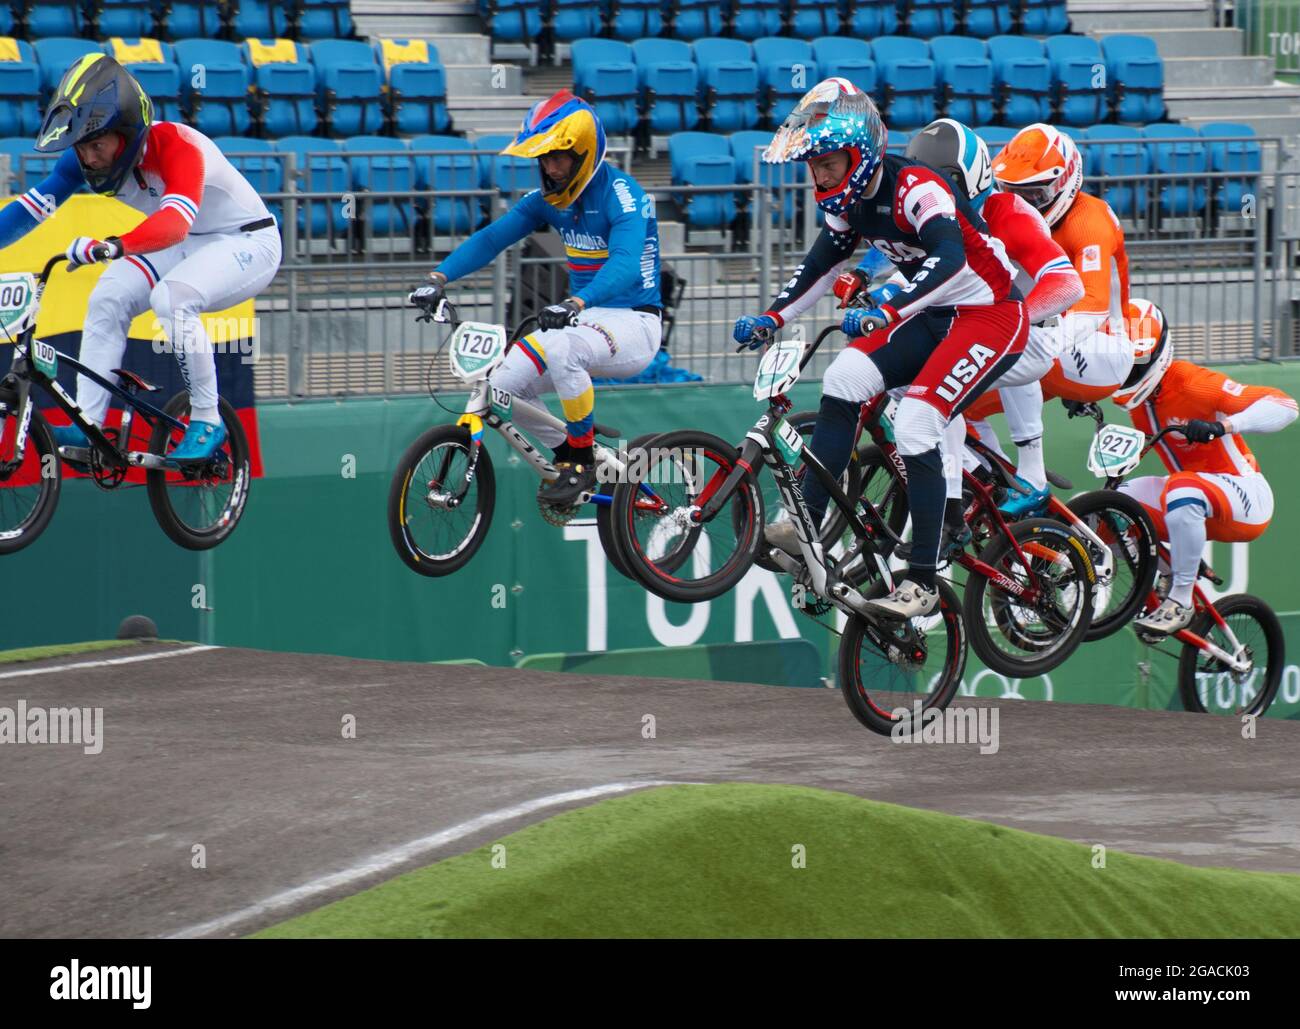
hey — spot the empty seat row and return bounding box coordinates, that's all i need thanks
[0,35,447,139]
[573,33,1163,137]
[482,0,1069,44]
[2,1,352,42]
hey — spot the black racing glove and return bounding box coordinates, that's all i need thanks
[1062,399,1093,419]
[538,298,583,331]
[1182,419,1226,443]
[408,282,444,322]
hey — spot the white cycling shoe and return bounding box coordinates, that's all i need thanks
[864,579,939,619]
[763,519,803,558]
[1135,597,1195,636]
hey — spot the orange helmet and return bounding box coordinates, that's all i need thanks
[1113,297,1172,410]
[991,124,1083,228]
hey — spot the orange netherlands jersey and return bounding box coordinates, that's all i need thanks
[1052,191,1130,331]
[1128,361,1294,476]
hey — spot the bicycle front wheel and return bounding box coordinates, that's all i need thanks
[388,423,495,576]
[147,393,250,551]
[1178,593,1283,717]
[0,399,61,555]
[962,517,1096,678]
[611,429,764,604]
[1064,489,1159,641]
[838,576,966,735]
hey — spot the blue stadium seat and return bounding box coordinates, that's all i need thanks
[974,124,1015,153]
[0,6,13,35]
[789,1,841,38]
[343,136,418,236]
[276,135,350,237]
[230,0,288,39]
[872,36,935,130]
[903,0,957,37]
[0,39,44,137]
[693,37,758,133]
[752,37,818,125]
[0,136,57,190]
[213,135,284,222]
[1021,0,1070,35]
[887,128,912,152]
[632,38,698,134]
[846,0,898,36]
[552,0,603,42]
[25,3,86,37]
[988,36,1051,126]
[668,131,736,228]
[1101,35,1164,124]
[930,36,994,127]
[161,2,224,41]
[297,0,355,40]
[175,39,252,136]
[674,0,725,38]
[309,40,385,136]
[811,37,876,96]
[1081,125,1148,218]
[32,38,100,97]
[1142,124,1207,217]
[572,39,640,135]
[375,38,451,135]
[732,1,782,40]
[409,134,480,233]
[99,1,154,37]
[104,38,183,124]
[731,128,802,222]
[480,0,544,44]
[1199,122,1261,214]
[469,132,535,196]
[610,0,664,40]
[242,39,317,137]
[962,0,1014,37]
[1046,34,1106,127]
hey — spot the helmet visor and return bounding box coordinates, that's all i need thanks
[997,178,1057,210]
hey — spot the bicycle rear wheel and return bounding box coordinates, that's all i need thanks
[1063,489,1159,641]
[596,432,660,581]
[147,393,250,550]
[0,400,60,555]
[838,576,966,735]
[1178,593,1283,717]
[962,517,1095,677]
[611,429,764,604]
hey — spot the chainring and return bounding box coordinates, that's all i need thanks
[89,428,127,489]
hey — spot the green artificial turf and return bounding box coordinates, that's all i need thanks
[254,783,1300,939]
[0,639,140,666]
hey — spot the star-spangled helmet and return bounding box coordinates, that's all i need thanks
[763,77,888,218]
[502,90,607,210]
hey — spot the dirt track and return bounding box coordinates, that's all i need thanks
[2,642,1297,938]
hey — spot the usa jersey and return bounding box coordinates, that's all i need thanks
[766,154,1019,326]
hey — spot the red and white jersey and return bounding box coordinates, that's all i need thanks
[114,122,272,254]
[982,191,1082,324]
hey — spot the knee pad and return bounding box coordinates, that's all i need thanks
[150,280,204,349]
[822,350,884,402]
[894,398,948,457]
[84,287,136,337]
[817,394,859,430]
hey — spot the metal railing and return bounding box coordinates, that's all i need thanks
[2,143,1296,401]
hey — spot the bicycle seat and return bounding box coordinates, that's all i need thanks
[112,369,160,392]
[1045,467,1073,490]
[594,422,621,439]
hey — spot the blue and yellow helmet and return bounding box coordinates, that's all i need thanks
[503,90,607,210]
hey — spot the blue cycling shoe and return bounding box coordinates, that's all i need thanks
[51,423,89,449]
[998,479,1051,518]
[168,419,227,462]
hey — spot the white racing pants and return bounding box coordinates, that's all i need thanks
[493,306,662,449]
[76,225,282,426]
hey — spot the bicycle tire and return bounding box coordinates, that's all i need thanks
[962,517,1096,678]
[1063,489,1160,642]
[1178,593,1284,717]
[0,405,61,555]
[388,423,496,576]
[596,432,661,581]
[146,393,251,551]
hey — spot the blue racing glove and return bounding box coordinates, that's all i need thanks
[868,281,903,307]
[733,313,779,350]
[841,306,894,337]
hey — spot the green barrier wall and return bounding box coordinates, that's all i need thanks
[5,367,1300,716]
